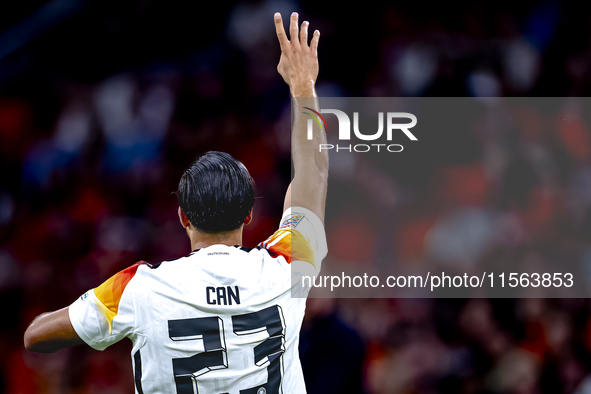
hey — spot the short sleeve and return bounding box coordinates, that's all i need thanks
[68,262,141,351]
[259,206,327,274]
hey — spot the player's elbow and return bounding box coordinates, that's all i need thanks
[24,327,36,352]
[312,164,328,186]
[315,152,329,177]
[24,326,55,353]
[303,158,328,184]
[24,339,58,354]
[24,327,40,352]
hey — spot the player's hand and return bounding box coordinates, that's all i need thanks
[274,12,319,96]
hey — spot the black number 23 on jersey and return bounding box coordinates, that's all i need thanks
[165,305,286,394]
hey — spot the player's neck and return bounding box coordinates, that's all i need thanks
[187,228,243,251]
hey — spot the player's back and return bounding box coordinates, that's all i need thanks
[129,245,306,394]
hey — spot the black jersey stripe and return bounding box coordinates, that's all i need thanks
[134,349,144,394]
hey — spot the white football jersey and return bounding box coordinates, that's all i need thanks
[69,207,326,394]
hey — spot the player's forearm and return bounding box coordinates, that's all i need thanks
[289,83,328,221]
[291,83,328,177]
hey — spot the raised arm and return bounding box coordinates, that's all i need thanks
[275,12,328,223]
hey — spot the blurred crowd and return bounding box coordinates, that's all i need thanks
[3,0,591,393]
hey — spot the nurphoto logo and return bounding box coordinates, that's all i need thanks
[304,108,418,152]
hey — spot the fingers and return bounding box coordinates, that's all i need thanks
[274,13,289,50]
[300,21,309,48]
[276,12,317,52]
[310,29,320,54]
[290,12,299,47]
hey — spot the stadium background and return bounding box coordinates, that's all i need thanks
[2,0,591,392]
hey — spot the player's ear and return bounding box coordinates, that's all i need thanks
[243,208,253,226]
[178,207,191,228]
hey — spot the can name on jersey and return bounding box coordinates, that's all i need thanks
[206,286,241,305]
[280,214,303,229]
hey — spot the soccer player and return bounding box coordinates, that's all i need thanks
[24,11,328,394]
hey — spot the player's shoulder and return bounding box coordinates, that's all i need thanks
[99,260,147,284]
[92,255,195,305]
[93,260,148,311]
